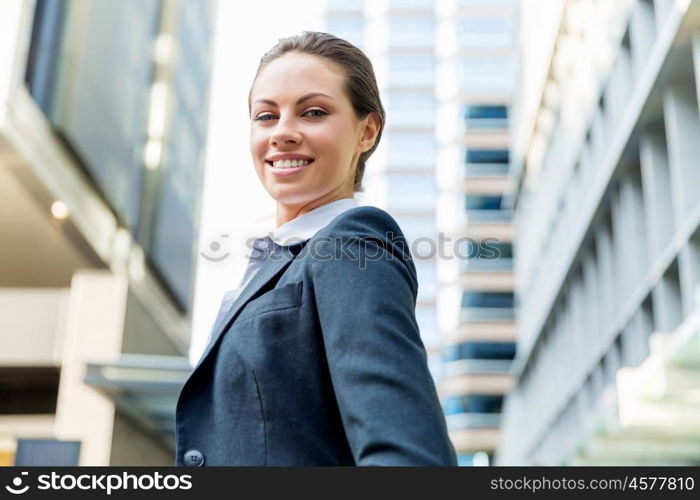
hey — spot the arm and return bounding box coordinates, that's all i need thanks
[311,209,457,466]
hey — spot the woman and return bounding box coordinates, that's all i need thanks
[176,31,456,466]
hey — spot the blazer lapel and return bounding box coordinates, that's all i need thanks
[195,242,305,368]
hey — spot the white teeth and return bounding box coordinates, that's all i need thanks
[271,159,310,168]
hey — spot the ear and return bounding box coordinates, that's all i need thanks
[358,112,381,153]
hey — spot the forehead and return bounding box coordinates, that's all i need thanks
[251,52,347,102]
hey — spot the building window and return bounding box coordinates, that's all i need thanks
[459,57,515,91]
[466,149,510,164]
[443,394,503,415]
[386,173,435,211]
[389,54,435,87]
[387,131,435,168]
[444,342,516,362]
[461,240,512,259]
[465,104,509,130]
[25,0,214,311]
[461,291,514,308]
[387,92,435,127]
[458,16,512,47]
[465,105,508,119]
[460,241,513,271]
[395,215,436,243]
[415,305,438,345]
[465,195,503,211]
[389,16,434,48]
[414,260,437,300]
[390,0,434,9]
[327,0,364,11]
[326,16,364,48]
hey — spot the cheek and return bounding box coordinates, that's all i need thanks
[315,126,355,161]
[250,132,268,161]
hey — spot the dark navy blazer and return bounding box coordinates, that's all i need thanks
[175,206,457,466]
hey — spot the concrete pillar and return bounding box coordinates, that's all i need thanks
[54,270,128,466]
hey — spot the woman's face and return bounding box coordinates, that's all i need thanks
[249,52,376,212]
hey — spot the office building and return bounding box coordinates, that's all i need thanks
[499,0,700,465]
[0,0,215,465]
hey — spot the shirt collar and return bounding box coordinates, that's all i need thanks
[270,198,359,246]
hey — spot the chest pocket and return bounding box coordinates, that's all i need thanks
[235,281,303,323]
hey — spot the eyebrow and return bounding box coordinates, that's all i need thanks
[253,92,335,107]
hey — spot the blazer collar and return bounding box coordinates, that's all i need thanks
[194,240,306,370]
[270,197,358,246]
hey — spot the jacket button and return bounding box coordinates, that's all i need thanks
[183,449,205,467]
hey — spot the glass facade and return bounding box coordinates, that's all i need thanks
[415,305,437,345]
[26,0,159,231]
[460,241,512,271]
[465,104,509,130]
[465,105,508,120]
[444,341,516,361]
[386,173,435,211]
[462,291,514,309]
[388,54,434,87]
[389,16,434,48]
[387,131,435,168]
[443,394,503,415]
[458,16,512,47]
[327,0,363,11]
[388,92,435,127]
[465,195,503,211]
[147,0,214,309]
[25,0,214,311]
[414,259,437,301]
[465,195,511,222]
[389,0,434,9]
[459,57,515,91]
[466,148,510,164]
[396,215,436,244]
[326,16,364,48]
[462,241,513,259]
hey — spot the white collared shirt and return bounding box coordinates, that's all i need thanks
[271,197,359,246]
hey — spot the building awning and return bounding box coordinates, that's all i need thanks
[571,309,700,465]
[85,354,192,451]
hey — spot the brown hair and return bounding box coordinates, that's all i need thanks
[249,31,385,192]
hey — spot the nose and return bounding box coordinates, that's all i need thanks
[270,116,301,147]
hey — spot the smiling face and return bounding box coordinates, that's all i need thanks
[249,52,378,225]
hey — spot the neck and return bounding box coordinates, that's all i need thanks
[275,190,354,227]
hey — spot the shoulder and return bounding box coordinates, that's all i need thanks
[309,205,417,285]
[322,205,401,236]
[315,205,412,259]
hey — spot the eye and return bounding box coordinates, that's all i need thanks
[303,108,328,118]
[254,112,277,121]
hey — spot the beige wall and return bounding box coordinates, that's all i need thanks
[0,288,69,365]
